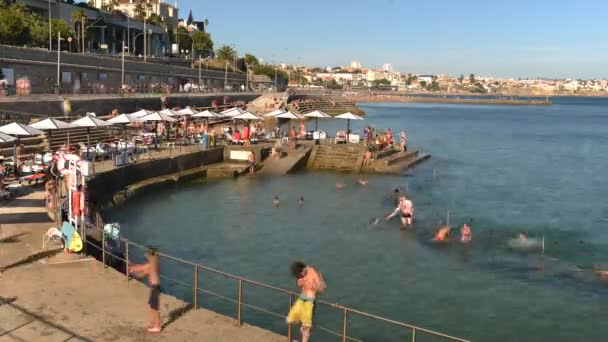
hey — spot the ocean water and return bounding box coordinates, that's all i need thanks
[108,98,608,341]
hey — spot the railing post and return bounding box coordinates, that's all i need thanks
[124,239,129,281]
[342,309,347,342]
[237,279,243,326]
[193,265,199,309]
[100,216,106,268]
[411,328,416,342]
[287,295,293,341]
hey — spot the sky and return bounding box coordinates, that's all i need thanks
[177,0,608,79]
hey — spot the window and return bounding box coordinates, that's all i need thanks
[98,73,108,80]
[81,73,89,81]
[62,72,72,85]
[138,75,146,82]
[1,68,15,85]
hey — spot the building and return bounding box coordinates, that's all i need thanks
[366,70,385,82]
[382,63,392,72]
[91,0,179,29]
[178,10,204,32]
[350,61,362,69]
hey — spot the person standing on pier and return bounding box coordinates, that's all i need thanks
[287,261,326,342]
[129,248,162,333]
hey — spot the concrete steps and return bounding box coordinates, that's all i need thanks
[307,144,365,172]
[372,150,419,167]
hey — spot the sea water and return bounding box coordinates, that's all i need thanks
[109,98,608,341]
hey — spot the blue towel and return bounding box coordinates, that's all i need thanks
[61,221,75,248]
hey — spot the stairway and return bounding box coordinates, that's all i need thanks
[307,144,366,172]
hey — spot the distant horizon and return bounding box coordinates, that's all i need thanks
[168,0,608,80]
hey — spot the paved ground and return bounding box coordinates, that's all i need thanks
[0,192,284,342]
[256,144,312,176]
[0,92,263,103]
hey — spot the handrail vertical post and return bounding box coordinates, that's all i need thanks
[124,239,129,281]
[193,265,199,309]
[100,216,106,268]
[287,295,293,341]
[342,309,347,342]
[411,328,416,342]
[237,279,243,326]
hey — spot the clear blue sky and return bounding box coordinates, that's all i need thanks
[178,0,607,78]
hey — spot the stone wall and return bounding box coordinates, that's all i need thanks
[87,148,224,209]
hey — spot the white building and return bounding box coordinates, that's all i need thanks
[382,63,392,72]
[366,70,385,82]
[350,61,362,69]
[91,0,179,28]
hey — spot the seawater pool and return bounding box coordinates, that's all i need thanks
[108,99,608,341]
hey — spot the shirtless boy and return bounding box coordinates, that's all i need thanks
[287,261,326,342]
[129,248,162,333]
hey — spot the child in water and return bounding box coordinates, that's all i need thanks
[434,225,451,242]
[129,248,162,333]
[273,195,280,207]
[287,261,326,342]
[461,224,471,243]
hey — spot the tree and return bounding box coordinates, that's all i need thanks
[253,64,287,81]
[216,45,236,61]
[148,13,165,28]
[372,78,391,87]
[51,18,75,40]
[244,53,258,66]
[419,80,427,88]
[101,0,119,11]
[192,30,213,56]
[176,26,192,55]
[71,9,87,53]
[469,73,475,84]
[0,2,29,46]
[133,1,147,21]
[458,74,464,84]
[27,13,48,47]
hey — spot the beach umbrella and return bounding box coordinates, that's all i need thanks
[130,109,153,118]
[158,109,179,116]
[108,114,143,141]
[0,132,17,143]
[303,110,332,131]
[232,112,263,121]
[0,123,44,172]
[275,111,304,131]
[335,112,364,136]
[264,109,286,117]
[30,118,77,151]
[140,112,177,149]
[176,106,198,116]
[71,115,113,159]
[220,107,246,118]
[192,109,222,131]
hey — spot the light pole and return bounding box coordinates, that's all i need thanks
[121,41,125,86]
[224,60,228,91]
[143,16,147,61]
[56,31,62,94]
[48,0,52,51]
[127,16,130,54]
[198,56,202,87]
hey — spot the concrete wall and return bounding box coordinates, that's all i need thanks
[87,147,224,208]
[0,45,246,94]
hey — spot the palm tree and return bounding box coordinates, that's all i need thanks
[216,45,236,62]
[71,9,87,53]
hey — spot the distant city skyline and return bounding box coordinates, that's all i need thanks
[178,0,608,79]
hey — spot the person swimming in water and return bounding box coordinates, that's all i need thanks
[385,196,414,227]
[336,181,346,189]
[434,225,451,242]
[358,179,368,186]
[273,195,280,207]
[298,196,304,205]
[461,224,471,243]
[286,261,326,342]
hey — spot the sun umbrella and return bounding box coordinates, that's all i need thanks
[0,123,44,172]
[108,114,143,141]
[176,106,198,116]
[192,110,221,119]
[140,112,177,149]
[29,118,77,151]
[303,110,332,131]
[130,109,153,118]
[275,111,304,132]
[0,132,16,143]
[220,107,246,118]
[232,112,263,121]
[158,109,179,116]
[71,115,113,159]
[264,109,286,117]
[220,107,240,114]
[334,112,364,138]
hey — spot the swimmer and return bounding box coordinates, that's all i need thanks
[358,179,368,186]
[298,196,304,205]
[273,195,280,207]
[434,225,451,242]
[460,224,471,243]
[385,196,414,227]
[369,217,380,226]
[519,232,528,242]
[336,182,346,189]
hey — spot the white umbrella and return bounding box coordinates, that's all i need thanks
[220,107,240,114]
[303,110,332,131]
[0,132,16,143]
[130,109,153,118]
[141,112,177,149]
[108,114,142,141]
[335,112,364,136]
[158,109,179,116]
[221,107,245,118]
[192,110,221,118]
[275,111,304,131]
[176,106,198,116]
[264,109,286,117]
[0,123,44,171]
[232,112,263,121]
[30,118,78,151]
[71,115,113,159]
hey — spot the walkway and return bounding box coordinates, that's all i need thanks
[256,144,312,176]
[0,92,264,103]
[0,191,284,342]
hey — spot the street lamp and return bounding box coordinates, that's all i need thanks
[48,0,52,51]
[56,32,65,94]
[133,30,152,57]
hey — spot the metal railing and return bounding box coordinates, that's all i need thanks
[88,213,470,342]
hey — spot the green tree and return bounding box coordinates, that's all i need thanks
[51,18,75,40]
[244,53,258,66]
[458,74,464,84]
[133,1,147,21]
[101,0,119,11]
[469,73,475,84]
[27,13,48,47]
[216,44,236,61]
[192,30,213,56]
[71,9,87,53]
[148,13,165,28]
[419,80,427,88]
[0,2,29,46]
[176,26,192,55]
[372,78,391,87]
[253,64,287,81]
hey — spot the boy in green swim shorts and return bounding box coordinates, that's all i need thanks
[287,261,326,342]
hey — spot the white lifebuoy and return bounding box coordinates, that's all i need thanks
[56,153,82,176]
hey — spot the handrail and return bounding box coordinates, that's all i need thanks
[90,212,471,342]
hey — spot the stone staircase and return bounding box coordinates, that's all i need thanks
[306,144,366,172]
[247,92,288,114]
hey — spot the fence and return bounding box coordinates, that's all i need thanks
[82,212,470,342]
